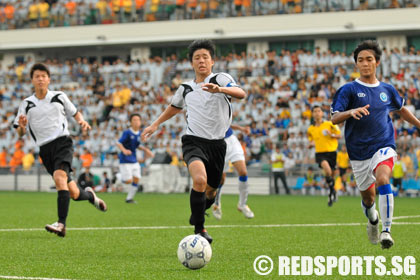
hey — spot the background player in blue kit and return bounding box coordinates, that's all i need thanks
[117,114,153,203]
[331,40,420,249]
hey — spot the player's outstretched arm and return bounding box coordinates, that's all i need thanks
[331,104,370,124]
[74,111,91,131]
[141,106,182,142]
[17,115,27,137]
[231,124,251,135]
[398,106,420,128]
[201,83,246,99]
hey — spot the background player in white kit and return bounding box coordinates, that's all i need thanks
[116,114,153,203]
[331,40,420,249]
[212,124,254,219]
[14,63,107,237]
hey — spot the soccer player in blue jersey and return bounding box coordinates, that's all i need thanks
[116,114,153,203]
[331,40,420,249]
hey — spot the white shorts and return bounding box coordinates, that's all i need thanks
[223,134,245,172]
[119,163,141,182]
[350,147,397,192]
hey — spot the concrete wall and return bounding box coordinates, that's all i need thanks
[0,172,272,195]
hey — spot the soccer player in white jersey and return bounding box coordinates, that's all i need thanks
[116,114,153,203]
[14,63,107,238]
[142,40,246,243]
[212,124,254,220]
[331,41,420,249]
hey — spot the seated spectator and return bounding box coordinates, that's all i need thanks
[77,167,94,189]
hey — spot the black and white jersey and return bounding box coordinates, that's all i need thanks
[13,90,77,146]
[171,72,238,140]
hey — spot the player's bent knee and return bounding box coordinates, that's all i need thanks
[238,171,248,177]
[53,170,69,190]
[53,170,67,181]
[193,175,207,190]
[376,175,390,187]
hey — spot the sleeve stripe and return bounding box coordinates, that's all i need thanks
[171,104,182,109]
[399,98,405,110]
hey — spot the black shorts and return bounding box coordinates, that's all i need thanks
[315,151,337,170]
[39,136,74,179]
[339,167,347,176]
[182,135,226,189]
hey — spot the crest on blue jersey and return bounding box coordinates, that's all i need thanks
[380,92,388,102]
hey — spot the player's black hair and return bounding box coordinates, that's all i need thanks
[30,63,50,79]
[129,113,141,122]
[311,105,322,112]
[188,39,215,62]
[353,40,382,63]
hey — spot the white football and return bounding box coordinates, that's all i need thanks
[177,234,212,270]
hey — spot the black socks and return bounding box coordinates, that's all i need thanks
[205,197,215,210]
[190,189,206,233]
[57,190,70,225]
[74,187,94,203]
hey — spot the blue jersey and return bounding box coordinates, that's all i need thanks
[118,129,141,163]
[224,127,233,138]
[331,79,403,161]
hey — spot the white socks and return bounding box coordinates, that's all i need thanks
[126,182,138,201]
[378,184,393,232]
[238,177,248,208]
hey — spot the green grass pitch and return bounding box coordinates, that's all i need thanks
[0,192,419,279]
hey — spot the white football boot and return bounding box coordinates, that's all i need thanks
[212,204,222,220]
[238,205,255,219]
[380,231,394,249]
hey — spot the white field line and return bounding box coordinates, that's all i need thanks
[0,276,73,280]
[0,215,419,233]
[393,214,420,220]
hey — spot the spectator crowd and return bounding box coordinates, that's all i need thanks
[0,0,418,30]
[2,45,420,186]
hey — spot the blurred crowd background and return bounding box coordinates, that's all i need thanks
[1,0,420,194]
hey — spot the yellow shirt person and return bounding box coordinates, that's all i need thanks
[307,121,340,153]
[22,152,35,171]
[337,146,349,169]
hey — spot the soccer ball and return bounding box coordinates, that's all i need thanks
[177,234,212,270]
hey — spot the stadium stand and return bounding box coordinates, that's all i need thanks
[0,0,419,30]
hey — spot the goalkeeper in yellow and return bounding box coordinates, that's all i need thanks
[307,105,341,206]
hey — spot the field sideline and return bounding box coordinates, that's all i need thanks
[0,192,419,279]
